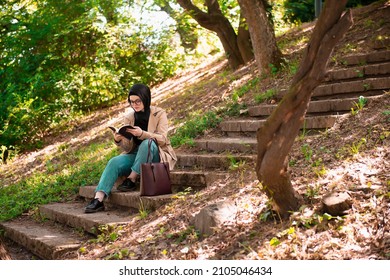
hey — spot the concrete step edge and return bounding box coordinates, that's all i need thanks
[248,95,383,117]
[276,75,390,98]
[341,50,390,66]
[39,202,135,235]
[0,218,85,259]
[194,137,257,152]
[313,77,390,97]
[221,115,338,132]
[325,61,390,82]
[176,153,256,168]
[78,186,173,210]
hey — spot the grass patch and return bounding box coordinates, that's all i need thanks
[170,111,222,147]
[232,77,260,101]
[0,141,117,221]
[254,88,277,104]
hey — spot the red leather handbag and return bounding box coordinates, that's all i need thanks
[140,139,172,196]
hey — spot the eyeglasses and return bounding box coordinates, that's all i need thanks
[129,99,142,105]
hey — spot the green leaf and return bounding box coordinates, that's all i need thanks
[323,213,334,220]
[270,237,281,246]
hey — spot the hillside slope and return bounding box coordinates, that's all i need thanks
[1,1,389,260]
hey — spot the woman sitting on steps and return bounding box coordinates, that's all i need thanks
[85,83,177,213]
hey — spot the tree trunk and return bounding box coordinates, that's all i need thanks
[237,11,254,63]
[238,0,282,75]
[256,0,353,218]
[176,0,247,69]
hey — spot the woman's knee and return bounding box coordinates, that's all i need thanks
[107,156,121,167]
[107,155,129,168]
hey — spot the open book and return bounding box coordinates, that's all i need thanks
[108,125,135,139]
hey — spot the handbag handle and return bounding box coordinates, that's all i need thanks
[146,138,162,163]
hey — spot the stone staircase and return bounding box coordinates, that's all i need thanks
[1,50,389,259]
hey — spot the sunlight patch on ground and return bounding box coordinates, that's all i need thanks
[320,146,389,191]
[152,54,227,105]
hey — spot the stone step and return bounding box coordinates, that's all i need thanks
[275,52,390,99]
[194,137,257,153]
[277,76,389,100]
[0,217,87,259]
[39,202,136,235]
[248,96,381,117]
[78,169,229,210]
[176,153,256,169]
[341,50,390,66]
[171,170,228,190]
[313,77,390,98]
[79,185,173,210]
[324,61,390,82]
[220,115,338,136]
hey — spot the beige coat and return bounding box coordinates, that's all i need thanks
[116,106,177,170]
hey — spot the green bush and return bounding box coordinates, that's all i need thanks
[282,0,378,24]
[282,0,315,24]
[0,0,181,152]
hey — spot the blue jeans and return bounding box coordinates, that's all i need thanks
[95,139,159,196]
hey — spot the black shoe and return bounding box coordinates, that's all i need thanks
[85,198,105,213]
[117,178,137,192]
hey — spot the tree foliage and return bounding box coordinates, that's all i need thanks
[282,0,378,24]
[0,0,181,151]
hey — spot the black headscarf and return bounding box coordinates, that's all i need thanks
[128,84,151,141]
[128,83,151,109]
